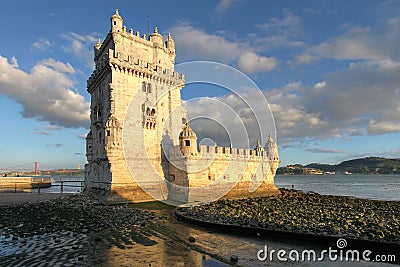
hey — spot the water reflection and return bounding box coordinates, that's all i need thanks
[87,216,230,266]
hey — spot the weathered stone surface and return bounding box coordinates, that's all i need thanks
[85,9,280,204]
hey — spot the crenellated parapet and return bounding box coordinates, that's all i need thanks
[108,53,184,84]
[88,50,184,93]
[169,143,278,162]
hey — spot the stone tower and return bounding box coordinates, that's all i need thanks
[85,9,186,203]
[85,9,280,204]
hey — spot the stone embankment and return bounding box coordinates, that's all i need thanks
[176,189,400,245]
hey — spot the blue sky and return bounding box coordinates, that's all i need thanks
[1,0,400,170]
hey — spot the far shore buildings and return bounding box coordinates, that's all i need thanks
[84,10,280,204]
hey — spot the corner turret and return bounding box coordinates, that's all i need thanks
[165,33,175,52]
[110,9,123,32]
[265,133,279,161]
[179,123,198,158]
[94,38,101,58]
[149,27,163,45]
[255,139,263,156]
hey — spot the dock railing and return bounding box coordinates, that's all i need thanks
[0,178,84,193]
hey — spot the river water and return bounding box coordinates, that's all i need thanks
[275,174,400,201]
[37,176,84,193]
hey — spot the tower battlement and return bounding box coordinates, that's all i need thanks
[169,144,275,159]
[87,49,184,91]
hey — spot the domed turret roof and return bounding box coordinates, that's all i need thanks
[267,133,274,143]
[167,33,174,42]
[151,27,161,35]
[94,38,101,49]
[179,123,197,139]
[111,9,122,20]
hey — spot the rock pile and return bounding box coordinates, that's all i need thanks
[177,189,400,244]
[0,194,156,238]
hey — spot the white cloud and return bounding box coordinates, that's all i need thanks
[313,21,400,61]
[38,58,76,74]
[314,27,381,60]
[293,53,319,66]
[238,52,277,73]
[77,134,87,140]
[182,87,276,148]
[215,0,237,13]
[46,125,63,131]
[170,23,246,63]
[170,23,277,73]
[60,32,98,68]
[0,55,90,128]
[34,131,51,136]
[257,9,302,37]
[252,9,305,50]
[47,143,63,148]
[266,59,400,142]
[9,57,18,68]
[305,148,347,154]
[32,38,52,51]
[368,120,400,135]
[314,81,326,89]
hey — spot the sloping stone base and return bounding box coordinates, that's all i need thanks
[222,181,280,200]
[167,181,280,205]
[87,181,280,205]
[86,184,160,205]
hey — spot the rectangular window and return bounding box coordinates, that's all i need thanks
[185,140,190,146]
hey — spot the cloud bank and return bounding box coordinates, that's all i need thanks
[0,55,90,128]
[169,23,277,74]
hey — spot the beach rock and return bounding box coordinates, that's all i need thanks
[177,188,400,244]
[230,255,239,263]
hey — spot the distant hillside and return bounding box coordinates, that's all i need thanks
[278,157,400,175]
